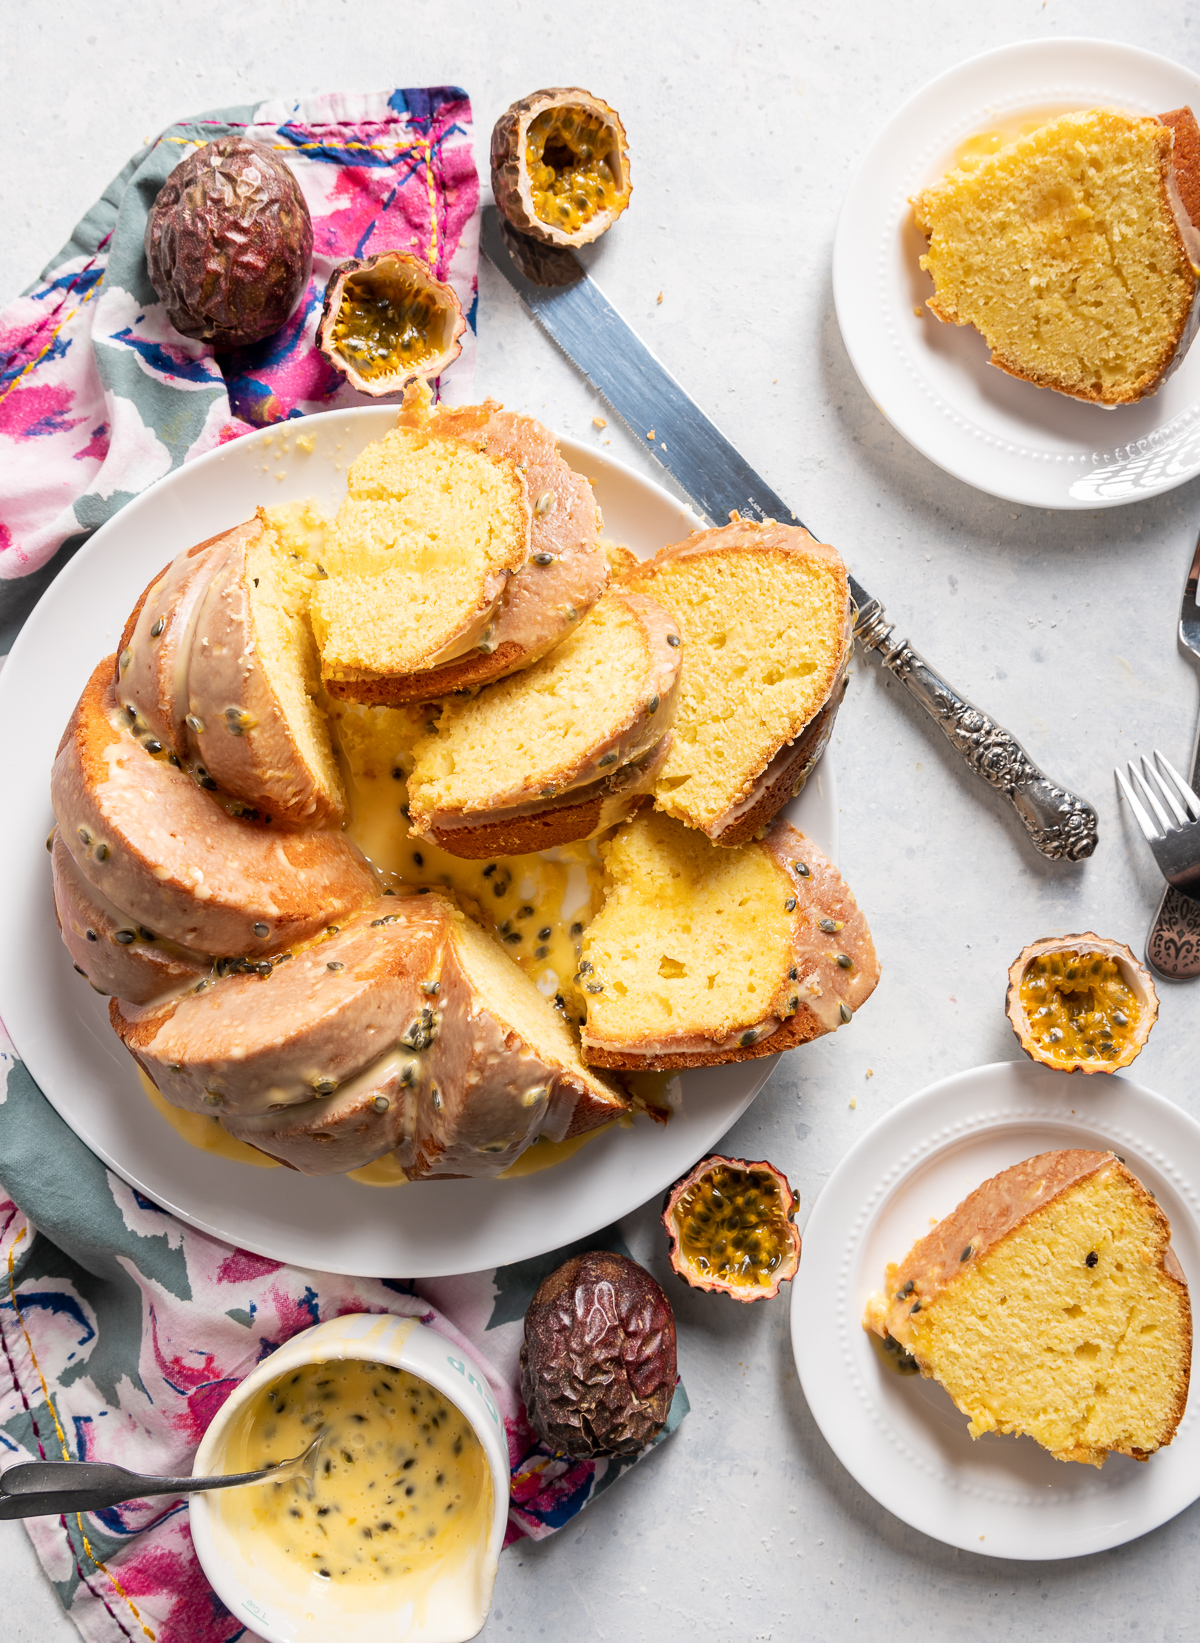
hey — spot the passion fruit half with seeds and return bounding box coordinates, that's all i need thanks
[145,136,312,351]
[491,87,631,248]
[520,1250,676,1457]
[316,251,466,396]
[663,1155,801,1303]
[1005,933,1159,1075]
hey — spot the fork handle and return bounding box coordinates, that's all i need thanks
[854,599,1099,861]
[1147,711,1200,979]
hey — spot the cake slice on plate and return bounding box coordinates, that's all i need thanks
[579,809,878,1068]
[406,588,682,857]
[913,106,1200,405]
[864,1149,1192,1466]
[620,520,851,845]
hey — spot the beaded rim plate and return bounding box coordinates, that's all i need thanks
[791,1060,1200,1559]
[0,406,838,1278]
[833,38,1200,508]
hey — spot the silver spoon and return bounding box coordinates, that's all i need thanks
[0,1433,324,1520]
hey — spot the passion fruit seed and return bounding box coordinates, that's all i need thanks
[664,1156,801,1302]
[332,269,453,381]
[1018,951,1139,1062]
[525,105,622,235]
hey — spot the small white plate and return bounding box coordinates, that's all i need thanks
[791,1060,1200,1559]
[834,38,1200,508]
[0,407,837,1277]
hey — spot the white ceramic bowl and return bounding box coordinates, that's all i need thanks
[190,1314,510,1643]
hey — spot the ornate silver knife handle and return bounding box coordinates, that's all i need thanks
[854,597,1099,861]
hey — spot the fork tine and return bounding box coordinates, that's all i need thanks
[1140,755,1190,828]
[1131,760,1176,833]
[1116,765,1162,840]
[1153,749,1200,819]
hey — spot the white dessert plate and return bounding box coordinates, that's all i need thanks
[0,406,837,1278]
[791,1060,1200,1559]
[834,38,1200,508]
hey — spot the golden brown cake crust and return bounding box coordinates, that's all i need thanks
[1161,107,1200,229]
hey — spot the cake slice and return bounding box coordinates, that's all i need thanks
[579,810,878,1068]
[113,893,629,1178]
[913,107,1200,405]
[118,512,344,828]
[622,521,851,844]
[407,588,682,857]
[52,659,376,959]
[864,1150,1192,1466]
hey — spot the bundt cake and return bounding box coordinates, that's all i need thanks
[864,1150,1192,1466]
[51,658,376,964]
[314,388,607,703]
[111,892,628,1179]
[620,521,851,845]
[579,810,878,1068]
[406,588,682,857]
[913,106,1200,405]
[118,510,344,828]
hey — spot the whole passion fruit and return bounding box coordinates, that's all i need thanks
[520,1250,676,1457]
[316,251,466,396]
[145,136,312,351]
[491,87,631,249]
[1005,933,1159,1075]
[663,1155,801,1302]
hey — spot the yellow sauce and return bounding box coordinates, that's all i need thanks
[215,1359,492,1592]
[953,104,1089,171]
[138,1068,281,1169]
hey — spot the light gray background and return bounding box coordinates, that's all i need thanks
[3,1,1199,1638]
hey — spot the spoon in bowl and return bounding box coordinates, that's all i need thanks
[0,1433,325,1520]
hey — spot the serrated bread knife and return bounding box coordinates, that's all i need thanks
[480,206,1098,862]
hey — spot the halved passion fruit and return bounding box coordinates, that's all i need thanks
[316,251,466,396]
[1005,933,1159,1074]
[491,87,631,248]
[662,1155,801,1303]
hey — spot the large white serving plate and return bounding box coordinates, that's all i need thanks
[792,1061,1200,1559]
[0,407,837,1277]
[834,39,1200,508]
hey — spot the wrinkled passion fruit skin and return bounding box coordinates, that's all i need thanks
[1005,932,1159,1075]
[663,1155,801,1302]
[491,87,631,249]
[520,1251,676,1457]
[145,136,313,351]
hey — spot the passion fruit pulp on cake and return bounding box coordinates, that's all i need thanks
[663,1156,801,1302]
[525,106,624,236]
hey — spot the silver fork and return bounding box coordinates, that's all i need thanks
[1115,750,1200,898]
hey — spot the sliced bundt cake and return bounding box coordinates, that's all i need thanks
[118,510,344,828]
[407,588,682,857]
[622,521,851,844]
[52,659,376,960]
[864,1150,1192,1465]
[579,810,878,1068]
[112,893,629,1178]
[913,107,1200,404]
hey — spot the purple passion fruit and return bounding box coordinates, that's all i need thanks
[663,1155,801,1302]
[145,136,312,351]
[1005,933,1158,1075]
[520,1250,676,1457]
[316,252,466,395]
[491,87,631,249]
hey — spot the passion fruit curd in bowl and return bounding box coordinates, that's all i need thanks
[191,1314,509,1643]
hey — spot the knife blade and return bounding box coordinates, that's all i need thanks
[481,206,1098,862]
[1146,527,1200,978]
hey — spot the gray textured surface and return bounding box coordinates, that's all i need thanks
[3,0,1200,1638]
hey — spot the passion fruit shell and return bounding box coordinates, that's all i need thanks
[520,1250,676,1457]
[1005,933,1159,1075]
[316,252,466,396]
[662,1155,801,1303]
[145,136,313,351]
[491,87,631,249]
